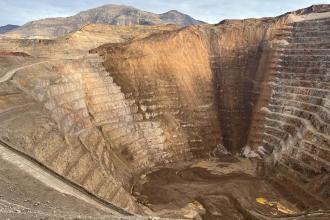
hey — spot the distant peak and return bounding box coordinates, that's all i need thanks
[168,10,180,13]
[1,24,19,27]
[0,24,20,34]
[4,4,204,38]
[76,4,137,15]
[90,4,136,10]
[163,10,183,15]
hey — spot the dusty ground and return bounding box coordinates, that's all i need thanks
[0,156,115,219]
[0,54,41,78]
[132,156,301,220]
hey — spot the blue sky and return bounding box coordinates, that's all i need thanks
[1,0,329,26]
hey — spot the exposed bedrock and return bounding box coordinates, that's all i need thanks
[96,19,283,155]
[92,5,330,210]
[252,17,330,208]
[0,4,329,219]
[0,55,145,213]
[98,28,223,161]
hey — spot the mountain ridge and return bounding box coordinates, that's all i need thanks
[0,24,20,34]
[4,4,205,39]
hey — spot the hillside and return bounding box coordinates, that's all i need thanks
[4,4,204,39]
[0,24,19,34]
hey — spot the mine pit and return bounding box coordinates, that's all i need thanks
[0,3,329,220]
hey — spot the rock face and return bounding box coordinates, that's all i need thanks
[0,3,329,219]
[3,4,204,39]
[0,56,141,213]
[251,17,330,208]
[92,4,330,208]
[95,19,280,156]
[0,24,19,34]
[96,26,223,161]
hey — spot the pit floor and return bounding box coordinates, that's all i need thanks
[132,156,301,220]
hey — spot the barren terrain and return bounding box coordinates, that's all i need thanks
[0,3,329,220]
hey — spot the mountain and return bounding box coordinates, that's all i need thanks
[4,4,205,39]
[0,24,19,34]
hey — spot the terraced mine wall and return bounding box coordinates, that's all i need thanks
[98,28,223,161]
[0,55,144,213]
[208,19,281,152]
[94,8,330,207]
[96,19,284,156]
[251,17,330,207]
[0,5,329,216]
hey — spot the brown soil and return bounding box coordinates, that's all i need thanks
[132,157,301,220]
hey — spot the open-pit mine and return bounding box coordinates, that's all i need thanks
[0,3,329,220]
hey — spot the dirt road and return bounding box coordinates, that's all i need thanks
[0,61,49,83]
